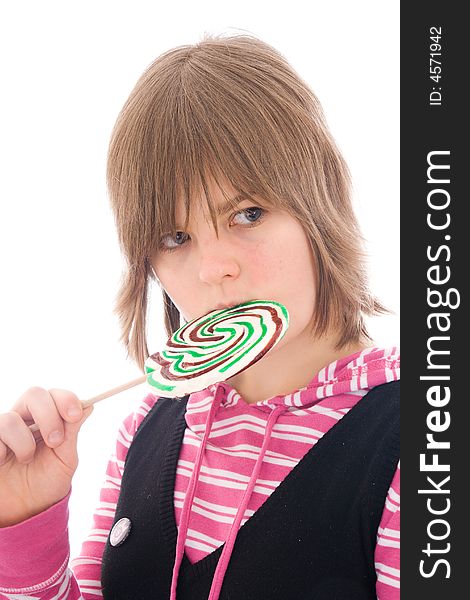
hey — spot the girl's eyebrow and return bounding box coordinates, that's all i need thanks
[175,194,252,229]
[215,194,252,217]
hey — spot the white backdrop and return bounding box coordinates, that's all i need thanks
[0,1,399,558]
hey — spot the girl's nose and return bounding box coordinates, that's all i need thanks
[198,242,241,285]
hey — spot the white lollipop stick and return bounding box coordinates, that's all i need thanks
[28,374,147,434]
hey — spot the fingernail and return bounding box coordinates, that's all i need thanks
[67,407,81,419]
[48,430,63,445]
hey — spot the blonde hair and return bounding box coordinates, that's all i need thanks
[107,33,391,371]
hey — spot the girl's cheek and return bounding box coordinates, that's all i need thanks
[245,241,278,281]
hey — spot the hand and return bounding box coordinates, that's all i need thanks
[0,387,93,527]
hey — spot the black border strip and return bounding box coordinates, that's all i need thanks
[401,3,467,597]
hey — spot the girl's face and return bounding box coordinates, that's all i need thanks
[151,178,318,352]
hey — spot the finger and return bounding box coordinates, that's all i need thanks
[0,411,36,464]
[12,387,67,449]
[62,404,94,441]
[47,388,83,424]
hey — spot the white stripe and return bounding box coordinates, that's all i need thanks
[178,459,280,486]
[356,351,365,366]
[205,438,296,462]
[283,393,293,406]
[94,509,115,518]
[195,418,324,439]
[75,580,102,589]
[187,527,223,546]
[174,490,252,517]
[387,486,400,504]
[285,408,312,417]
[385,497,400,513]
[137,405,153,419]
[188,394,214,408]
[294,391,304,407]
[185,538,218,553]
[99,501,117,510]
[327,360,337,381]
[175,500,253,524]
[227,425,320,444]
[176,468,277,495]
[71,558,102,567]
[342,389,368,397]
[376,572,400,588]
[107,462,123,478]
[120,420,136,442]
[103,475,122,489]
[225,389,240,406]
[191,413,267,432]
[116,430,132,450]
[220,442,296,462]
[360,372,368,389]
[282,391,303,408]
[305,405,347,419]
[375,562,400,578]
[376,537,400,548]
[192,421,322,444]
[86,534,109,543]
[182,435,298,467]
[101,480,120,491]
[378,526,400,539]
[302,406,348,417]
[273,430,323,443]
[274,422,324,436]
[350,375,358,392]
[358,346,376,364]
[88,529,113,536]
[188,402,217,415]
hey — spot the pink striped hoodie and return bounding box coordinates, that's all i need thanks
[0,345,400,599]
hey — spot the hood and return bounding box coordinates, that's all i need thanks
[170,345,400,599]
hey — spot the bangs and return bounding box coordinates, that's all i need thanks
[107,35,310,265]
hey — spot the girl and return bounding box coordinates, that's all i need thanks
[0,34,400,599]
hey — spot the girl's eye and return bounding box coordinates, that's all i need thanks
[160,231,189,252]
[233,206,265,225]
[158,207,265,253]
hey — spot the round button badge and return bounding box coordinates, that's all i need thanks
[110,517,132,547]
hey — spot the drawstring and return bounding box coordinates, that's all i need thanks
[207,404,286,600]
[170,389,224,600]
[169,388,287,600]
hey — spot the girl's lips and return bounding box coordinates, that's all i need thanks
[212,300,247,312]
[214,303,239,311]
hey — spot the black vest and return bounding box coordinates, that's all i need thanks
[101,380,399,599]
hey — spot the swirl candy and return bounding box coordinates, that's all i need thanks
[144,300,289,397]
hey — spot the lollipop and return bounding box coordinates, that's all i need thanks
[144,300,289,397]
[27,301,288,436]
